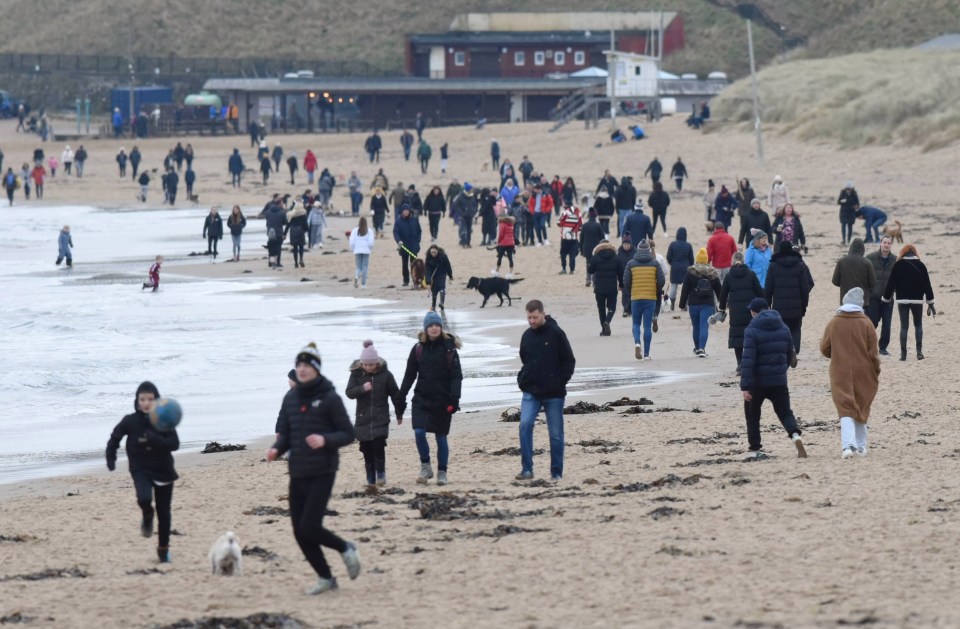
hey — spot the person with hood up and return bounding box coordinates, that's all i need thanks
[588,239,624,336]
[719,251,764,374]
[349,217,375,288]
[665,227,695,310]
[345,340,405,487]
[490,139,500,170]
[285,201,309,268]
[56,225,73,267]
[623,199,653,245]
[740,198,773,246]
[623,239,665,360]
[670,157,688,191]
[266,343,360,595]
[228,148,244,188]
[424,186,446,243]
[317,169,336,209]
[264,198,288,269]
[307,201,327,250]
[832,238,876,307]
[648,182,671,237]
[403,184,424,217]
[369,187,388,239]
[106,381,180,563]
[838,181,860,245]
[454,184,479,247]
[643,157,663,185]
[62,145,74,176]
[614,176,636,237]
[882,244,935,361]
[390,181,406,216]
[744,231,773,287]
[557,202,583,275]
[617,235,635,317]
[593,188,615,235]
[772,204,806,250]
[768,175,790,213]
[820,288,881,458]
[515,300,576,481]
[400,129,415,161]
[765,240,813,354]
[678,248,722,357]
[735,178,756,245]
[286,152,299,185]
[707,222,737,282]
[494,210,516,278]
[579,209,606,287]
[260,154,272,186]
[303,149,317,185]
[202,207,224,260]
[714,185,737,230]
[425,244,453,311]
[393,204,422,287]
[740,298,806,458]
[400,312,463,486]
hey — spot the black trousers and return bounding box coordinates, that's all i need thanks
[781,317,802,353]
[595,292,617,325]
[399,251,411,284]
[359,437,387,483]
[428,213,441,239]
[289,474,347,579]
[744,385,800,451]
[898,303,923,353]
[431,284,446,309]
[560,240,578,271]
[132,472,173,548]
[867,299,893,351]
[652,208,667,234]
[207,236,218,256]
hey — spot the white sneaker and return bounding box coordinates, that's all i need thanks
[505,272,514,279]
[536,242,543,247]
[856,447,866,457]
[306,576,338,595]
[841,447,857,459]
[341,543,361,580]
[791,433,807,458]
[491,269,499,277]
[635,344,642,360]
[543,239,550,246]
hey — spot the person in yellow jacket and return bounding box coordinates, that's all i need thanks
[622,239,665,360]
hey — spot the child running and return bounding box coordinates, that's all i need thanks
[105,381,180,563]
[345,340,405,487]
[142,255,163,292]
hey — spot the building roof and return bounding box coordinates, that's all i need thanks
[448,12,678,32]
[915,34,960,50]
[410,31,614,47]
[203,76,607,95]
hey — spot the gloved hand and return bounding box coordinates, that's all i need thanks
[446,400,460,414]
[927,304,936,318]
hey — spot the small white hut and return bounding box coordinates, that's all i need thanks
[604,50,659,98]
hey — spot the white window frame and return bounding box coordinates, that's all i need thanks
[454,51,466,66]
[554,51,566,65]
[574,51,585,65]
[534,51,545,66]
[514,51,525,66]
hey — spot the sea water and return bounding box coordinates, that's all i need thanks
[0,206,660,484]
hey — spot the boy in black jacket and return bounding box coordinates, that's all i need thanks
[267,343,360,595]
[105,381,179,563]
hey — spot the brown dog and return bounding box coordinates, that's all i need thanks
[882,220,903,243]
[410,258,426,289]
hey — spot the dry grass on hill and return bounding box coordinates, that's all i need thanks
[711,48,960,152]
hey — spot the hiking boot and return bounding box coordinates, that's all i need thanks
[341,543,361,580]
[601,322,611,336]
[652,318,659,333]
[141,511,154,538]
[635,344,642,360]
[515,470,534,481]
[416,463,434,484]
[841,446,858,459]
[900,351,907,361]
[157,546,171,563]
[436,470,448,486]
[917,351,925,360]
[791,433,807,458]
[306,576,338,595]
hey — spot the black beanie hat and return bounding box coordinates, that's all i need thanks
[296,342,323,373]
[778,240,794,254]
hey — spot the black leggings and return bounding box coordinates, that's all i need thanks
[208,236,218,256]
[595,292,617,325]
[496,246,514,269]
[652,208,667,234]
[429,213,441,239]
[359,437,387,483]
[898,303,923,352]
[289,474,348,579]
[133,472,173,548]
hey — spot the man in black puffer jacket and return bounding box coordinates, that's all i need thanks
[719,252,764,374]
[516,301,576,482]
[614,176,636,237]
[765,240,814,353]
[588,240,625,336]
[267,343,360,595]
[740,299,806,458]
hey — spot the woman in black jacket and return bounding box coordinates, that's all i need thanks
[369,187,389,239]
[647,182,671,236]
[267,343,359,595]
[764,240,813,353]
[838,182,859,245]
[202,207,223,258]
[593,189,615,235]
[425,244,454,311]
[587,240,624,336]
[882,244,935,361]
[480,188,498,246]
[227,205,246,261]
[400,312,463,486]
[105,381,179,563]
[285,202,309,268]
[719,252,764,374]
[423,186,446,242]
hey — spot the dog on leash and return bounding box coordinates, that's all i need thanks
[466,276,524,307]
[882,220,903,243]
[410,258,426,289]
[208,531,243,576]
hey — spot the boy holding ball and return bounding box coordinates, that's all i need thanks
[105,381,180,563]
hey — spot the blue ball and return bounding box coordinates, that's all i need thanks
[149,398,183,432]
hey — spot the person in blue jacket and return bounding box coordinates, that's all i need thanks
[856,205,887,243]
[393,204,422,287]
[622,200,653,245]
[744,232,773,287]
[665,227,694,309]
[228,149,244,188]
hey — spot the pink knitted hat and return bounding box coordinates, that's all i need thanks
[360,340,379,364]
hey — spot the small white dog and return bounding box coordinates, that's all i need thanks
[208,531,243,576]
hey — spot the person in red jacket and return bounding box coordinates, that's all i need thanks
[707,221,737,282]
[142,255,163,292]
[494,211,516,278]
[303,150,318,185]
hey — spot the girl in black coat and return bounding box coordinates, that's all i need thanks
[345,341,405,486]
[105,381,179,563]
[718,253,764,373]
[425,244,453,311]
[587,240,624,336]
[202,207,223,258]
[400,312,463,486]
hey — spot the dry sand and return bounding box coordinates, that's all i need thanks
[1,116,959,628]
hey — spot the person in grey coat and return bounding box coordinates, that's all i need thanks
[56,225,73,267]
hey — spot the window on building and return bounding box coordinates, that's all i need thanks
[554,51,565,65]
[635,65,642,76]
[514,51,525,66]
[574,51,585,65]
[534,51,545,66]
[454,51,466,66]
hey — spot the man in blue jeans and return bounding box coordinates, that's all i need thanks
[623,240,665,360]
[516,300,576,481]
[856,205,887,243]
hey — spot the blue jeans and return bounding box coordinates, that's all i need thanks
[354,253,370,285]
[350,191,362,215]
[865,218,884,242]
[519,392,565,478]
[617,209,631,236]
[689,303,714,351]
[414,428,449,471]
[631,299,656,355]
[533,213,546,243]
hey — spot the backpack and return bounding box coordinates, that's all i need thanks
[695,276,713,299]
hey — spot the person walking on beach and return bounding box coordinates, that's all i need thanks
[643,156,663,185]
[494,210,516,278]
[184,168,196,200]
[266,343,361,595]
[820,288,881,459]
[714,185,736,231]
[648,182,671,238]
[56,225,73,267]
[105,381,180,563]
[129,146,140,180]
[740,199,773,246]
[271,144,283,172]
[285,201,308,268]
[665,227,695,310]
[593,188,614,236]
[882,244,935,361]
[349,217,375,289]
[624,239,665,360]
[765,241,813,354]
[768,175,789,213]
[838,181,859,245]
[116,148,128,178]
[453,184,478,248]
[678,248,722,357]
[439,142,449,174]
[138,171,150,202]
[228,149,244,188]
[202,207,223,259]
[832,238,876,307]
[260,154,272,186]
[490,139,500,171]
[287,152,299,186]
[74,145,88,178]
[345,340,405,487]
[614,176,635,237]
[400,129,414,161]
[588,239,623,336]
[30,163,45,200]
[735,178,756,246]
[61,145,74,176]
[416,139,432,174]
[707,221,737,282]
[142,256,163,292]
[400,312,463,486]
[744,232,772,287]
[425,244,453,311]
[393,205,421,287]
[740,298,806,459]
[369,188,388,239]
[265,198,288,269]
[558,202,583,275]
[347,171,363,217]
[303,149,317,184]
[3,167,16,206]
[772,204,806,250]
[617,235,635,317]
[865,235,896,355]
[308,201,327,250]
[516,300,576,481]
[227,205,246,261]
[718,252,764,375]
[528,184,553,246]
[623,200,653,245]
[579,209,606,288]
[670,157,688,192]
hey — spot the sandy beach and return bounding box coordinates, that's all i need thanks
[1,115,959,628]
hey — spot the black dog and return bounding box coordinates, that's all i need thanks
[466,276,523,307]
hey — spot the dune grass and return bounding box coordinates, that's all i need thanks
[710,48,960,152]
